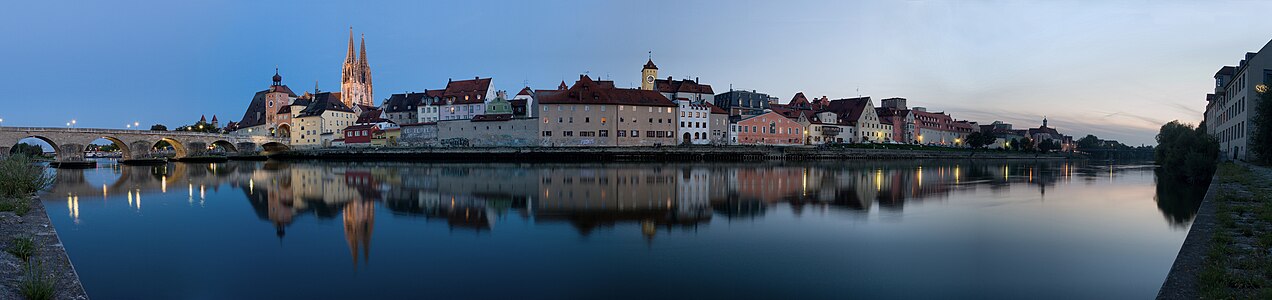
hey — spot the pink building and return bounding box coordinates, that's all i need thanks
[735,111,804,145]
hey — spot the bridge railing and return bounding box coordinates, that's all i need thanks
[1,127,287,142]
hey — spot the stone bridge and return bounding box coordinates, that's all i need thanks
[0,127,289,162]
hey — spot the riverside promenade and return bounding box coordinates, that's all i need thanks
[0,195,88,300]
[275,146,1071,162]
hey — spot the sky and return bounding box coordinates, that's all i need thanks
[2,0,1269,146]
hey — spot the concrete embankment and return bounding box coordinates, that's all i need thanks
[1156,174,1220,299]
[273,146,1071,162]
[0,196,89,300]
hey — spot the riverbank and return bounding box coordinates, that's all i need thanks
[275,146,1073,162]
[1158,162,1272,299]
[0,195,88,300]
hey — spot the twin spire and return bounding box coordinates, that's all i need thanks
[341,27,374,108]
[345,27,368,69]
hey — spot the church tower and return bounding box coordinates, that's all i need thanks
[341,28,374,108]
[641,58,658,91]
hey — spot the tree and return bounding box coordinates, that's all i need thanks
[1077,134,1101,149]
[150,124,168,131]
[10,143,44,157]
[1019,137,1035,152]
[1155,120,1218,183]
[1008,138,1020,151]
[1038,139,1056,153]
[967,132,988,149]
[1251,85,1272,164]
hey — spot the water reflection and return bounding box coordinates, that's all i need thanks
[47,160,1205,249]
[43,159,1209,299]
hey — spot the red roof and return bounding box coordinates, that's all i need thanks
[536,75,676,107]
[643,59,658,70]
[443,77,492,104]
[788,92,811,107]
[516,87,533,96]
[654,76,713,94]
[703,102,728,114]
[826,97,872,125]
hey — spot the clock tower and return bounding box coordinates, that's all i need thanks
[641,58,658,91]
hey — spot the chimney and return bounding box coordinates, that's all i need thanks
[695,77,699,83]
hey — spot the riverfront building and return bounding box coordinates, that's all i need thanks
[714,89,776,116]
[735,111,804,145]
[536,75,678,146]
[1204,39,1271,161]
[291,91,357,147]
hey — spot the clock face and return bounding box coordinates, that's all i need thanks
[647,75,655,83]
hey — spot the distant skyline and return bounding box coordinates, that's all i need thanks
[3,0,1270,145]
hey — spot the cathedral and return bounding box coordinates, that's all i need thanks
[341,28,374,108]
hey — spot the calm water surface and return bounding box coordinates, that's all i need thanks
[43,159,1205,299]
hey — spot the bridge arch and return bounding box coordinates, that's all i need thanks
[276,124,291,139]
[211,140,238,154]
[261,142,290,153]
[89,136,133,160]
[10,136,59,157]
[153,138,188,158]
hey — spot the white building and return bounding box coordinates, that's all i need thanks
[676,100,711,145]
[1206,40,1270,161]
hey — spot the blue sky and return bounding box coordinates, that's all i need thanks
[2,0,1268,145]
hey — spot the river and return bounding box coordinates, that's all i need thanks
[41,159,1205,299]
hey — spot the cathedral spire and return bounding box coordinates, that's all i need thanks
[346,28,356,64]
[359,34,368,67]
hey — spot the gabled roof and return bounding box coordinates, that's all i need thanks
[384,92,431,112]
[788,92,811,108]
[703,102,728,114]
[516,87,533,96]
[536,75,676,107]
[356,108,387,124]
[643,59,658,70]
[654,76,713,94]
[444,77,492,104]
[826,97,872,125]
[297,92,353,117]
[235,90,270,128]
[268,85,297,97]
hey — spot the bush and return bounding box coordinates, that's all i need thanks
[1251,86,1272,164]
[1156,120,1219,183]
[19,262,57,300]
[0,155,54,198]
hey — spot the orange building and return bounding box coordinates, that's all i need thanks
[735,111,804,145]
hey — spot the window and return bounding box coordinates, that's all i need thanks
[632,130,639,137]
[564,131,573,137]
[585,117,590,123]
[599,130,609,137]
[617,130,626,137]
[648,131,657,137]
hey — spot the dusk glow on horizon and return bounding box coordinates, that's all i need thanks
[4,0,1269,145]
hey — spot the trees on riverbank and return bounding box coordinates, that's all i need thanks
[1155,120,1219,184]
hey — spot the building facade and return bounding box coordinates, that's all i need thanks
[735,111,804,145]
[1205,39,1271,161]
[292,92,357,147]
[438,77,496,121]
[676,100,711,145]
[536,75,678,147]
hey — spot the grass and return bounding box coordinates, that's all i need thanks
[1198,162,1272,297]
[0,197,31,216]
[6,236,37,261]
[19,262,57,300]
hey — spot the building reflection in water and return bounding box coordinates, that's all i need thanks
[44,159,1198,268]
